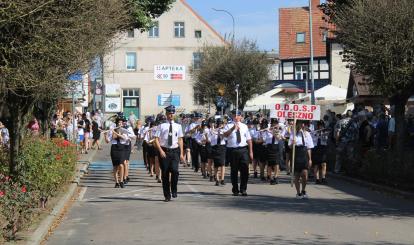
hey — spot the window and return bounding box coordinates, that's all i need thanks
[295,65,308,80]
[195,30,202,38]
[192,52,203,70]
[127,29,134,38]
[126,52,137,70]
[123,89,139,97]
[296,32,305,43]
[174,22,185,38]
[149,21,159,38]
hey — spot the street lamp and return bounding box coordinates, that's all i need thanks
[212,8,235,42]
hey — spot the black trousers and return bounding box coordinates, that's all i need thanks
[190,138,200,170]
[230,147,249,193]
[160,148,180,199]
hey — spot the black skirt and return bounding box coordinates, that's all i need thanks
[212,145,226,167]
[199,144,208,163]
[254,144,266,162]
[110,143,125,166]
[206,143,213,159]
[312,145,328,165]
[147,144,157,158]
[266,144,280,166]
[124,144,131,161]
[293,145,308,173]
[184,136,191,149]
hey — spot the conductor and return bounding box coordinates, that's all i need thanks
[155,105,185,202]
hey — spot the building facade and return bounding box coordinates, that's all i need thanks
[276,0,331,91]
[103,0,225,118]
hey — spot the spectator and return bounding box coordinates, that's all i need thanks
[128,111,137,128]
[0,121,10,149]
[27,117,40,136]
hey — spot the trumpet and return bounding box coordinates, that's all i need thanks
[100,126,121,134]
[258,125,283,132]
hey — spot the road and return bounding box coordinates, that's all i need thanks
[46,144,414,245]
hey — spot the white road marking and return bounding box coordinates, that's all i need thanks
[83,188,152,201]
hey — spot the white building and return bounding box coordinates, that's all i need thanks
[103,0,226,118]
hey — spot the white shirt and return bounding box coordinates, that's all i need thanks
[288,130,314,149]
[263,130,281,145]
[155,120,183,148]
[311,130,329,146]
[126,126,136,144]
[144,126,156,142]
[208,128,226,146]
[186,122,200,139]
[195,128,210,145]
[224,122,251,148]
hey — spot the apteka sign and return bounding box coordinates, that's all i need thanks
[154,65,186,80]
[270,103,321,121]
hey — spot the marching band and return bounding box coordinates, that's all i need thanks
[103,106,330,201]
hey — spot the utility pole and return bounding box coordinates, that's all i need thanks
[309,0,316,105]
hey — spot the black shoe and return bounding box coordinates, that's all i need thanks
[120,182,125,188]
[232,192,239,196]
[260,176,266,181]
[126,176,130,182]
[286,171,291,175]
[207,173,210,177]
[220,180,225,186]
[215,181,220,186]
[203,174,207,179]
[275,178,279,184]
[254,172,258,178]
[115,183,120,188]
[164,197,171,202]
[155,175,158,180]
[315,179,321,184]
[123,179,128,185]
[172,193,177,198]
[270,179,276,185]
[321,178,328,184]
[157,179,162,183]
[240,191,248,196]
[209,176,214,182]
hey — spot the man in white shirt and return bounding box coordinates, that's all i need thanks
[155,105,184,202]
[223,109,253,196]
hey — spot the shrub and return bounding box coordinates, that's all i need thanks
[0,174,36,240]
[0,136,77,241]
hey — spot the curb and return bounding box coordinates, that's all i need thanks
[330,173,414,201]
[26,149,96,245]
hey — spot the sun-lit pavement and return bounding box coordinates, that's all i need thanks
[46,144,414,245]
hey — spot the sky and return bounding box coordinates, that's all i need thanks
[186,0,310,52]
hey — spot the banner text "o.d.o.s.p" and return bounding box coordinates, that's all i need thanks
[270,103,321,121]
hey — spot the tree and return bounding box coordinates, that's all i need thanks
[0,0,174,175]
[191,39,270,113]
[330,0,414,157]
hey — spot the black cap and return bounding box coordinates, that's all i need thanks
[165,105,176,114]
[270,118,279,124]
[231,109,242,116]
[201,120,208,127]
[252,118,259,125]
[246,119,253,125]
[215,118,223,125]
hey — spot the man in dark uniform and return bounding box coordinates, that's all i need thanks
[223,109,253,196]
[155,105,184,202]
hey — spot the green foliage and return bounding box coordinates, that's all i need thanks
[356,149,414,191]
[17,137,77,198]
[191,39,271,110]
[333,0,414,99]
[0,175,35,241]
[0,137,77,240]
